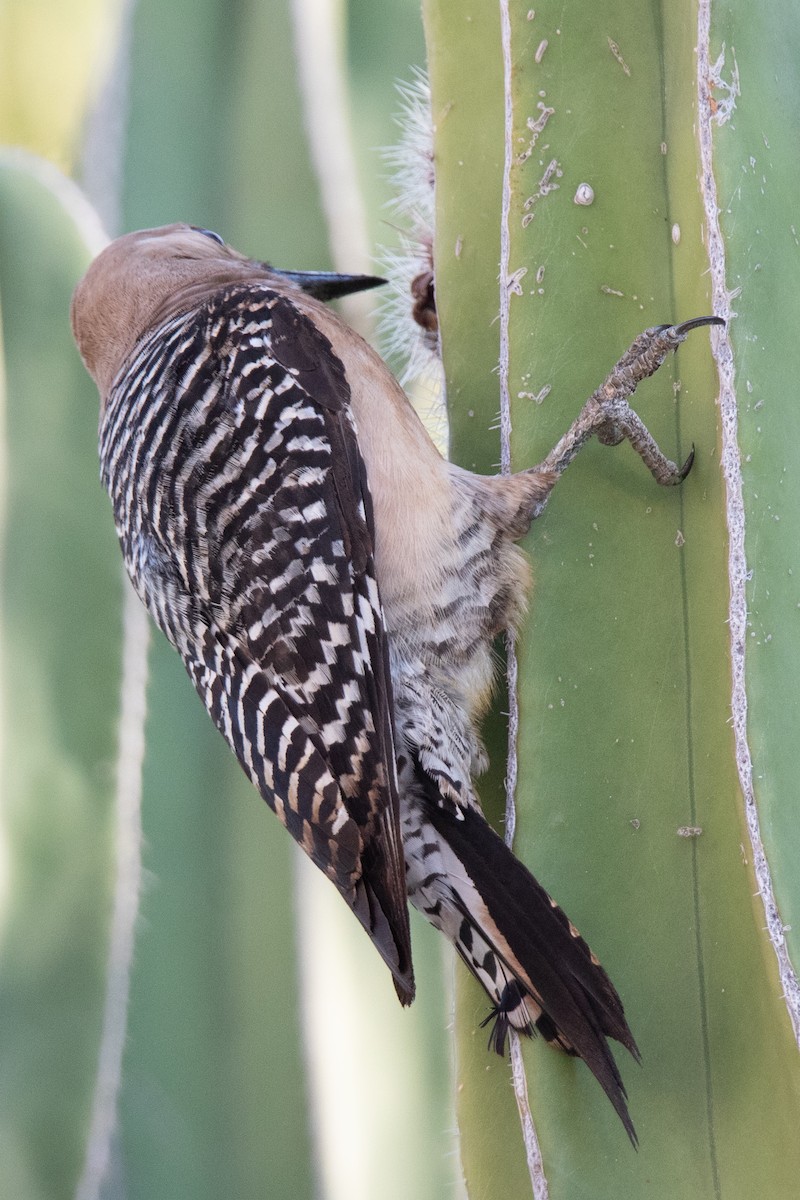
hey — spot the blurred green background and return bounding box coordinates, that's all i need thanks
[0,2,461,1198]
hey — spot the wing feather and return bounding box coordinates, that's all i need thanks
[100,282,413,999]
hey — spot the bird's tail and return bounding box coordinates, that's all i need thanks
[409,763,640,1146]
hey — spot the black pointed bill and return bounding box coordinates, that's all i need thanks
[271,268,387,302]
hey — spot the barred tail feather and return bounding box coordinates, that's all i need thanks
[417,778,640,1146]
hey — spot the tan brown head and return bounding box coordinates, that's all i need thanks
[71,223,385,404]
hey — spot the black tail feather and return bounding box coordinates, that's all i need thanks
[421,784,639,1146]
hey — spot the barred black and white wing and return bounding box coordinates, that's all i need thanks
[100,282,414,1001]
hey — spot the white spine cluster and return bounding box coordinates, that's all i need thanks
[378,72,447,447]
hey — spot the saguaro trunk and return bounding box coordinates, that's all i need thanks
[424,2,800,1195]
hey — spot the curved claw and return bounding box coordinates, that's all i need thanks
[676,443,696,482]
[651,443,695,487]
[674,315,725,337]
[653,315,724,338]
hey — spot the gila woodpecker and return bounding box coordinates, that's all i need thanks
[72,223,721,1145]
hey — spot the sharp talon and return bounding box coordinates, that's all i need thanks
[673,315,725,336]
[653,445,695,487]
[677,443,696,482]
[662,444,695,484]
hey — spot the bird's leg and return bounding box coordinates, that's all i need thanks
[524,316,723,521]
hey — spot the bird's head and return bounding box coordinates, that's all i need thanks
[71,223,384,403]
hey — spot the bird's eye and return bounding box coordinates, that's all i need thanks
[191,226,225,246]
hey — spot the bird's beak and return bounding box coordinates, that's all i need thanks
[269,268,387,302]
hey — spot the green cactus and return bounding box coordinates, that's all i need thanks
[425,1,800,1195]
